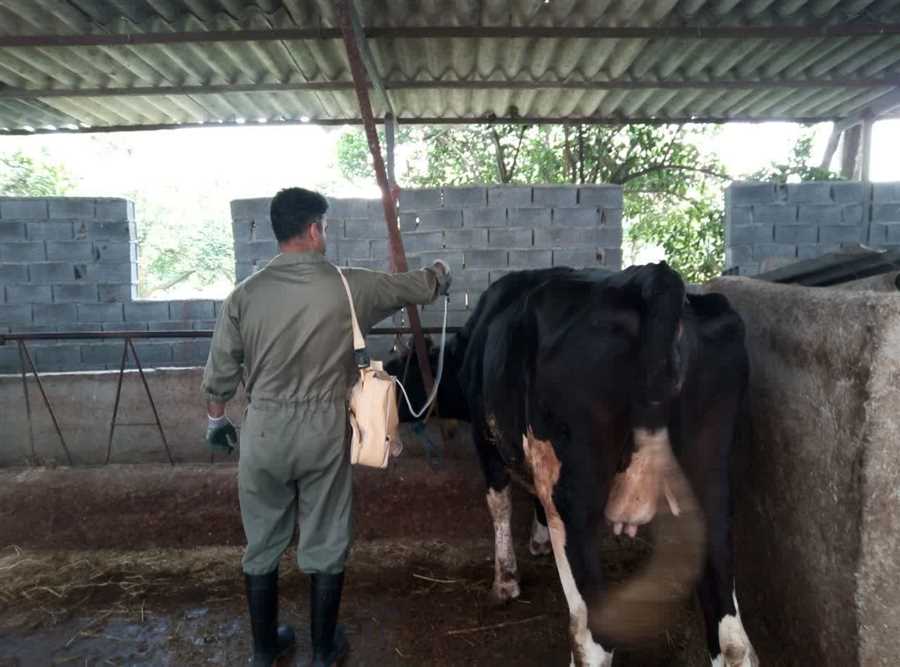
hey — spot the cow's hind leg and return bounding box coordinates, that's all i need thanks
[523,432,613,667]
[529,498,552,556]
[475,427,520,602]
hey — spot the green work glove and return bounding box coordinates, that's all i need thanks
[207,414,237,454]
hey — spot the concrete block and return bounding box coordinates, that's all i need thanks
[93,241,136,263]
[367,240,389,259]
[726,246,754,267]
[464,249,508,268]
[488,186,532,208]
[169,300,215,320]
[342,198,373,220]
[234,262,254,283]
[553,207,601,227]
[0,264,28,285]
[411,251,463,270]
[344,219,387,239]
[534,227,619,248]
[6,285,52,304]
[78,303,124,323]
[400,232,443,253]
[489,270,514,283]
[872,183,900,203]
[553,249,603,267]
[45,240,94,261]
[602,248,623,269]
[533,186,577,208]
[831,182,867,204]
[149,320,194,331]
[867,224,888,244]
[787,182,834,204]
[232,220,252,242]
[231,198,271,221]
[33,303,77,325]
[443,228,489,249]
[0,199,48,220]
[753,204,796,225]
[489,229,532,247]
[0,346,21,373]
[234,240,277,263]
[502,206,551,228]
[453,269,491,290]
[463,208,507,228]
[337,239,372,260]
[508,249,552,268]
[49,198,95,219]
[86,262,135,284]
[820,226,866,244]
[53,284,98,303]
[603,208,624,228]
[730,224,774,245]
[798,205,843,225]
[0,304,32,324]
[578,185,623,208]
[796,244,824,260]
[416,209,463,230]
[81,343,127,367]
[728,206,754,226]
[29,262,78,284]
[443,187,487,208]
[252,219,275,241]
[885,225,900,244]
[753,243,797,260]
[132,342,174,366]
[0,242,45,262]
[873,203,900,223]
[191,320,217,330]
[727,183,777,206]
[33,346,81,372]
[774,225,818,244]
[0,222,26,240]
[95,198,134,222]
[27,221,74,240]
[85,221,134,242]
[398,188,442,211]
[125,301,170,322]
[97,284,135,303]
[842,204,865,225]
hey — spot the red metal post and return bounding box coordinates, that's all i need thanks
[336,0,436,396]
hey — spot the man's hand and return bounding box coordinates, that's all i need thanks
[431,259,452,296]
[207,414,238,454]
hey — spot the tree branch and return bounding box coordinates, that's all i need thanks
[621,163,730,183]
[508,125,527,182]
[489,127,509,183]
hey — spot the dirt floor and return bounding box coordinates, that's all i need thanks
[0,536,711,667]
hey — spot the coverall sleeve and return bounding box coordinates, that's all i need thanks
[345,267,440,332]
[201,292,244,402]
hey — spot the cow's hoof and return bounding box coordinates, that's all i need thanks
[529,538,552,557]
[718,614,758,667]
[491,574,521,603]
[528,516,552,556]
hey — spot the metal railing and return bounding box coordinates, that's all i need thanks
[1,325,459,467]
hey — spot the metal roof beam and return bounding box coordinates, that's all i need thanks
[4,77,900,99]
[2,23,900,47]
[834,87,900,132]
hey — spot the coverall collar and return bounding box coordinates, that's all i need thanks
[266,251,329,267]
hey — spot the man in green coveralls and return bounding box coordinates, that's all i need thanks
[201,187,451,666]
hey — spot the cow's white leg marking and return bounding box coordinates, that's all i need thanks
[486,486,520,602]
[523,432,613,667]
[606,427,681,537]
[529,510,552,556]
[711,590,758,667]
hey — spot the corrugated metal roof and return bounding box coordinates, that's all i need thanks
[0,0,899,133]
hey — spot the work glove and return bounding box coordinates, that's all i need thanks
[431,259,452,296]
[206,414,237,454]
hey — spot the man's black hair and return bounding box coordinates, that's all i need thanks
[270,187,329,243]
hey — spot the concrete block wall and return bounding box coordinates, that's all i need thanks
[724,181,900,276]
[232,185,624,348]
[2,186,623,373]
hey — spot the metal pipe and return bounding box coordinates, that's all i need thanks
[105,340,130,465]
[19,342,74,466]
[128,339,174,466]
[17,341,35,463]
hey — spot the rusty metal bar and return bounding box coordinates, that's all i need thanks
[104,339,130,465]
[336,0,437,400]
[2,23,899,48]
[18,342,73,466]
[128,339,174,466]
[17,342,35,463]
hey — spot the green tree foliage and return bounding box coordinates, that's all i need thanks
[749,130,842,183]
[0,150,74,196]
[337,123,729,282]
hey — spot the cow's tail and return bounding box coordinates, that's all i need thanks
[589,456,705,645]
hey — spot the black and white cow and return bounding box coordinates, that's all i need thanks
[388,263,757,667]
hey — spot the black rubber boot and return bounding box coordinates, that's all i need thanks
[245,570,296,666]
[309,572,349,667]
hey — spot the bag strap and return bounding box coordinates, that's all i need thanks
[334,266,370,368]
